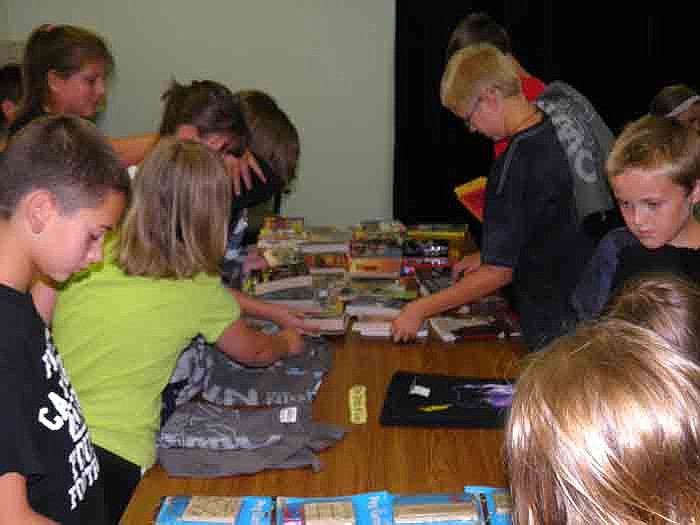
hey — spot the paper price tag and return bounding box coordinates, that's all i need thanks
[280,406,298,423]
[349,385,367,424]
[409,383,431,397]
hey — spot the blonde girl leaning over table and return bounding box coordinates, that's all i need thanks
[35,138,304,525]
[506,318,700,525]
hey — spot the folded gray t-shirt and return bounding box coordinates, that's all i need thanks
[157,402,345,477]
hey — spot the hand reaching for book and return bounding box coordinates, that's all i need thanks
[275,307,322,336]
[391,303,425,343]
[452,251,482,280]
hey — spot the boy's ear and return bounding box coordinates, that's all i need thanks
[691,180,700,203]
[46,69,63,97]
[1,99,18,123]
[23,190,58,235]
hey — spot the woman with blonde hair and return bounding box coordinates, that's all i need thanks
[506,318,700,524]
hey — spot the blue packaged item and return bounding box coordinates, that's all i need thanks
[156,495,273,525]
[391,493,484,525]
[463,487,512,525]
[277,491,393,525]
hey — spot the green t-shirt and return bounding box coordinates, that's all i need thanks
[52,243,240,468]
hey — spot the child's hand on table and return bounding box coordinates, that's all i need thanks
[391,302,425,343]
[275,307,321,335]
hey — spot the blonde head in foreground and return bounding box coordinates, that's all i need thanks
[506,318,700,525]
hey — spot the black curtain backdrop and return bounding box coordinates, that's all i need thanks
[393,4,700,241]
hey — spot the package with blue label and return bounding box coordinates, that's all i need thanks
[391,493,485,525]
[155,495,273,525]
[276,491,393,525]
[463,487,512,525]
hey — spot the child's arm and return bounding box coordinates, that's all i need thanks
[108,133,159,167]
[216,317,304,366]
[391,263,513,342]
[229,289,320,333]
[0,473,57,524]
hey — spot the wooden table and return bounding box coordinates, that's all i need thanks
[121,333,526,524]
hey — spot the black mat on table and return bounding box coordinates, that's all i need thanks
[379,371,514,428]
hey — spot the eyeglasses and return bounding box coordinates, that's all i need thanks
[464,96,482,128]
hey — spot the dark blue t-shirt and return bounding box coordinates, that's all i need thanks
[481,117,597,350]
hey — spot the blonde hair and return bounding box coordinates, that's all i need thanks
[440,43,520,115]
[605,273,700,360]
[116,138,231,278]
[606,114,700,192]
[506,319,700,525]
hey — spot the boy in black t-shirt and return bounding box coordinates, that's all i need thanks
[392,44,597,350]
[0,116,130,524]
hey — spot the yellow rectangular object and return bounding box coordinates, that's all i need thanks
[349,385,368,424]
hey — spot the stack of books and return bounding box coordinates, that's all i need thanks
[415,267,453,296]
[347,221,405,280]
[405,223,470,270]
[244,216,515,340]
[244,264,312,296]
[300,225,352,275]
[257,216,307,250]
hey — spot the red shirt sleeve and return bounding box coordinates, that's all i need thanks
[493,74,547,158]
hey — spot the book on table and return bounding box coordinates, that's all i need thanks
[428,315,507,342]
[257,216,307,249]
[405,223,469,241]
[402,238,452,272]
[351,315,428,338]
[352,220,407,243]
[336,278,418,303]
[348,241,403,279]
[415,267,454,297]
[344,295,407,319]
[302,253,349,274]
[256,287,323,313]
[304,311,350,335]
[245,264,312,296]
[299,225,353,254]
[261,246,304,267]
